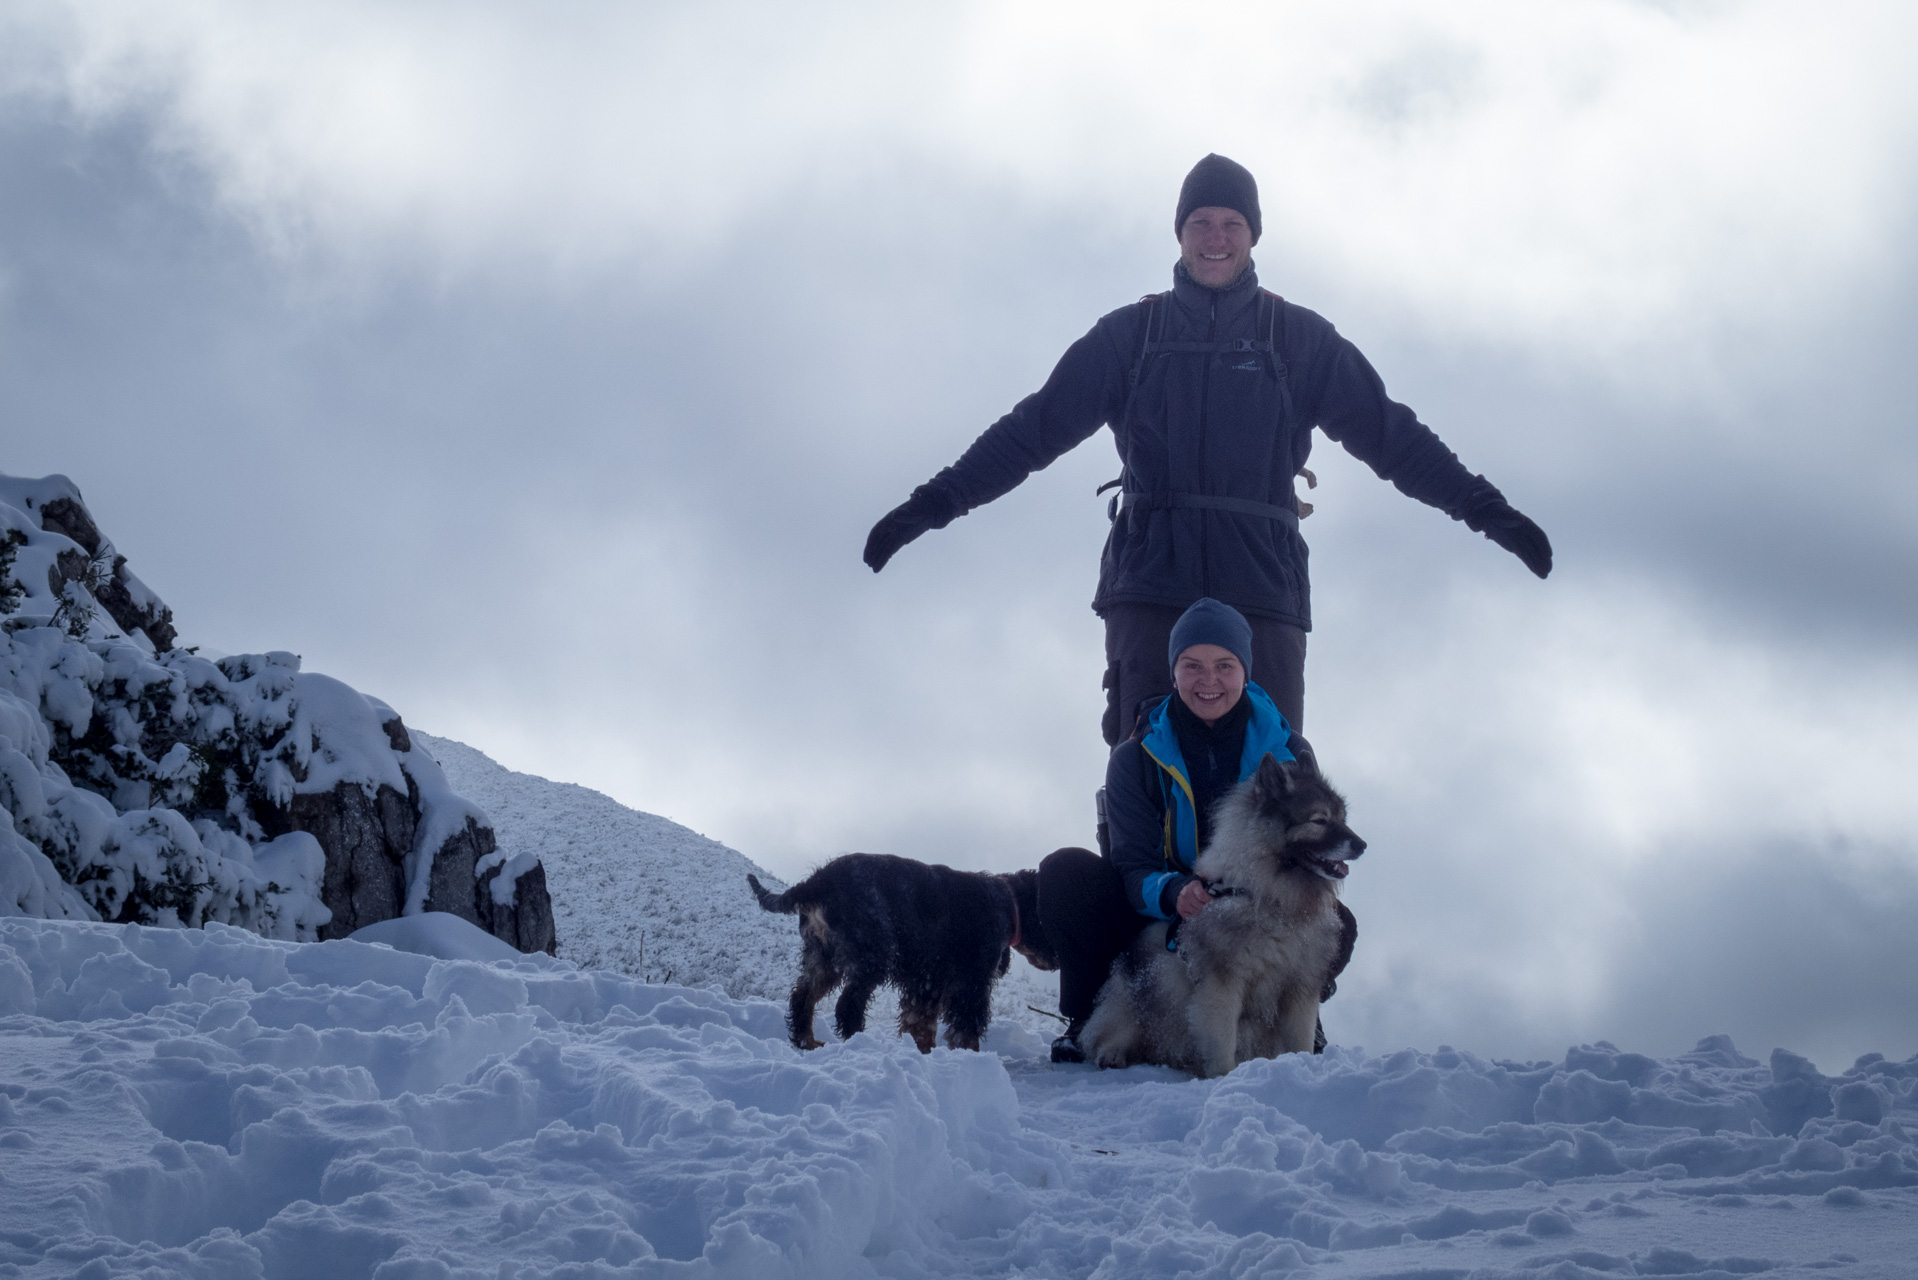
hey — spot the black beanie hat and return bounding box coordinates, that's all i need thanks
[1168,597,1255,677]
[1175,153,1261,245]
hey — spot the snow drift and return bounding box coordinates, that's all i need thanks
[2,915,1911,1278]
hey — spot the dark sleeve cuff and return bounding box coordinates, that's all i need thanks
[1448,474,1507,527]
[1157,875,1193,919]
[910,475,966,527]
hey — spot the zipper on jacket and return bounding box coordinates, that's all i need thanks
[1198,296,1215,597]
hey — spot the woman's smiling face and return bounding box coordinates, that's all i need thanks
[1173,643,1246,724]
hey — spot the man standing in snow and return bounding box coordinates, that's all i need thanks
[863,154,1551,742]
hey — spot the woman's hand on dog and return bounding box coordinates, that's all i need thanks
[1176,880,1212,919]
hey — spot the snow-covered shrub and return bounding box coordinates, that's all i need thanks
[0,472,551,950]
[0,598,333,936]
[0,528,24,616]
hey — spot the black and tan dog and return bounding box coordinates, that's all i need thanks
[749,855,1056,1052]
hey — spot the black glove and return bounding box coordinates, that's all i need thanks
[862,483,960,572]
[1458,481,1553,579]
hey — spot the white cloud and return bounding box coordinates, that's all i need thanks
[8,0,1912,349]
[1304,532,1918,1062]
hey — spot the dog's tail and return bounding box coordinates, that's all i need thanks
[747,873,798,914]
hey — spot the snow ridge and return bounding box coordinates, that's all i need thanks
[416,731,800,1000]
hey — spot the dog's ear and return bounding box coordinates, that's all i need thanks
[1286,735,1324,782]
[1253,752,1298,802]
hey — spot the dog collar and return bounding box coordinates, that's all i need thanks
[1166,880,1240,953]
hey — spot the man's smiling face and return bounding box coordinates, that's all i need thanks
[1178,206,1253,288]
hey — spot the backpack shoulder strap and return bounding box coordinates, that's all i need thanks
[1127,292,1167,398]
[1129,694,1167,743]
[1259,289,1291,386]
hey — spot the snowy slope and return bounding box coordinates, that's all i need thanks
[2,915,1913,1278]
[414,731,1063,1038]
[415,731,797,1000]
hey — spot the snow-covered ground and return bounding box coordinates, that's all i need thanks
[2,742,1914,1278]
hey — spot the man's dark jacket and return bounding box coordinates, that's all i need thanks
[922,262,1493,630]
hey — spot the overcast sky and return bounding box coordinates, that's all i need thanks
[4,0,1915,1071]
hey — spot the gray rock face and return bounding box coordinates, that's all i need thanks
[292,781,413,938]
[485,859,557,955]
[430,814,558,956]
[289,773,555,954]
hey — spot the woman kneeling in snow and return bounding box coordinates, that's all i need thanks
[1036,597,1324,1064]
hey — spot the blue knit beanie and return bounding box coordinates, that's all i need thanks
[1167,597,1254,677]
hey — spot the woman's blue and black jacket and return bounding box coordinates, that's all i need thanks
[1102,682,1305,919]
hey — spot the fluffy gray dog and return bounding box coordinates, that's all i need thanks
[1082,754,1363,1078]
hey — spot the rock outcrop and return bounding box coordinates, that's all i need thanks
[289,718,555,953]
[0,472,556,954]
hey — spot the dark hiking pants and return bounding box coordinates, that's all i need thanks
[1102,602,1307,746]
[1037,846,1149,1023]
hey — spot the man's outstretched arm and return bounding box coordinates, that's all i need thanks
[864,315,1133,571]
[1292,312,1552,579]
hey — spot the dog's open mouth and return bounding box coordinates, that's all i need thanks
[1308,854,1351,880]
